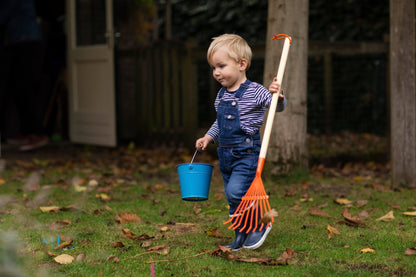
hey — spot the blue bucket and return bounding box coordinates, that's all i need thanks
[177,163,213,201]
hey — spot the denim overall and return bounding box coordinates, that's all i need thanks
[217,80,261,218]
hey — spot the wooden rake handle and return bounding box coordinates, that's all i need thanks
[259,35,292,161]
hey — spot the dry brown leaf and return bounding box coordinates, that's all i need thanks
[113,241,125,248]
[290,205,302,212]
[403,211,416,216]
[309,208,331,218]
[40,206,61,213]
[341,208,365,227]
[358,210,370,219]
[106,255,120,262]
[404,247,416,255]
[116,212,141,224]
[76,253,86,262]
[356,200,368,207]
[326,225,341,240]
[205,228,224,238]
[140,240,153,248]
[50,219,71,230]
[260,209,279,224]
[376,211,395,221]
[193,203,201,214]
[335,198,352,205]
[211,245,296,265]
[54,254,74,264]
[121,228,135,238]
[146,245,170,255]
[54,240,73,250]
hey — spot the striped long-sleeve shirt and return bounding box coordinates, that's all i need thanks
[206,81,286,143]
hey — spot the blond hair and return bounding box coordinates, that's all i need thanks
[207,34,252,69]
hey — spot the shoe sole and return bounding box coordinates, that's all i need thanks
[243,225,272,250]
[19,139,49,151]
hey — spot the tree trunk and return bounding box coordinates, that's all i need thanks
[263,0,309,175]
[390,0,416,187]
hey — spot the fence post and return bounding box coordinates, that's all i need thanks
[181,41,198,147]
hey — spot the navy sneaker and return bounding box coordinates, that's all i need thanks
[243,224,272,250]
[223,229,248,251]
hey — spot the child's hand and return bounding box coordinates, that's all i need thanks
[195,135,212,151]
[269,78,284,100]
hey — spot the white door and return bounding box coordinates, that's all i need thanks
[66,0,116,146]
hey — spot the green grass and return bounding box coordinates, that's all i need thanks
[0,145,415,276]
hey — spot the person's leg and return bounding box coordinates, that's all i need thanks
[219,146,258,250]
[0,40,12,141]
[11,41,48,151]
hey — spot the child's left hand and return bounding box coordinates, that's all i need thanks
[269,78,284,100]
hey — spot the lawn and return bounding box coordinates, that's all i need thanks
[0,137,415,277]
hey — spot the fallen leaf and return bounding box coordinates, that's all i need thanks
[403,211,416,216]
[140,240,153,248]
[76,253,86,262]
[96,193,111,201]
[40,206,61,213]
[113,241,125,248]
[193,203,201,214]
[146,245,170,255]
[335,198,352,205]
[54,254,74,264]
[74,185,87,192]
[50,219,72,230]
[376,211,395,221]
[358,210,370,219]
[356,200,368,207]
[54,240,73,250]
[116,212,141,224]
[309,208,331,218]
[340,208,365,227]
[0,178,5,185]
[360,248,375,253]
[160,226,170,232]
[106,255,120,262]
[205,228,224,238]
[259,209,279,224]
[404,247,416,255]
[121,228,135,238]
[326,225,341,240]
[88,179,99,186]
[290,205,302,212]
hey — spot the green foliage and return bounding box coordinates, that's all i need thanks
[157,0,389,45]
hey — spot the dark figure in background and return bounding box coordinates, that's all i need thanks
[0,0,49,151]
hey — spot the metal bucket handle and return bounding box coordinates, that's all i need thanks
[189,149,205,169]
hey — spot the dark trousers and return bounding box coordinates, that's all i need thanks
[1,41,45,137]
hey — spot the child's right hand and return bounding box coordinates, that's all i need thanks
[195,135,212,151]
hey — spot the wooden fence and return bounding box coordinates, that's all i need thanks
[115,40,389,147]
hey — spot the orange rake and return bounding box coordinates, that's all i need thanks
[223,34,292,234]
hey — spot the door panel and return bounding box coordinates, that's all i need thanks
[67,0,116,146]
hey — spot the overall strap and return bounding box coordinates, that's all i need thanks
[218,80,251,99]
[235,80,251,99]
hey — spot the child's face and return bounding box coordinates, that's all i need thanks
[209,47,247,91]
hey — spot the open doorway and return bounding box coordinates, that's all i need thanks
[0,1,67,145]
[35,0,68,142]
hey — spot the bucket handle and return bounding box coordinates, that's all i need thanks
[189,149,205,169]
